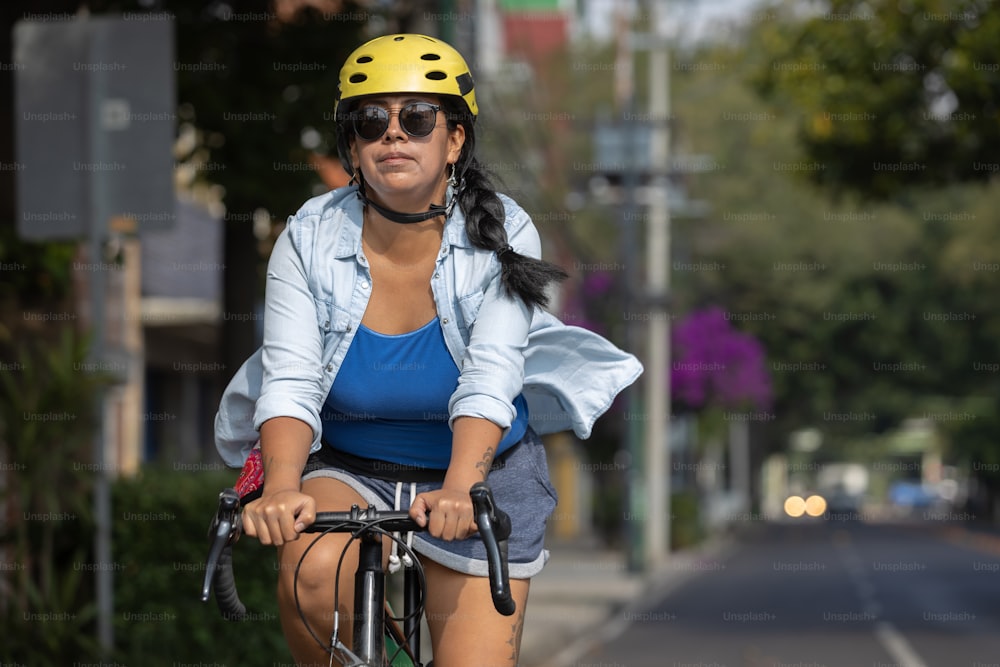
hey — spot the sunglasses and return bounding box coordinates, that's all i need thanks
[352,102,442,141]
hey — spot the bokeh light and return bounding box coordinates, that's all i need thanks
[804,495,828,517]
[784,495,806,518]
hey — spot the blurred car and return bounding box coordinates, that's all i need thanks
[823,489,864,521]
[888,480,935,509]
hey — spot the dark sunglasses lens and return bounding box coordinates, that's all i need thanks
[399,104,438,137]
[354,106,388,140]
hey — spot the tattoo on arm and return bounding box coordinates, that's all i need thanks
[474,446,496,481]
[506,608,525,663]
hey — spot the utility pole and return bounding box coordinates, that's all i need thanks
[614,0,645,574]
[643,0,672,567]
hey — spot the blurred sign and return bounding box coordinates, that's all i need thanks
[14,15,176,240]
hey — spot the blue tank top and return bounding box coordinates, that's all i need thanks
[322,318,529,469]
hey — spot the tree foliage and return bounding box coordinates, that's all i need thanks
[663,13,1000,491]
[752,0,1000,198]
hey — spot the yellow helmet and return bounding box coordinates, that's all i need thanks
[336,34,478,119]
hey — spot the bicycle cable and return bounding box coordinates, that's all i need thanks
[292,517,427,665]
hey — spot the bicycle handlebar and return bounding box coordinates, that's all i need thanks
[200,483,517,620]
[470,481,515,616]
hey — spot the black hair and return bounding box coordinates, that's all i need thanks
[336,97,567,310]
[441,99,567,310]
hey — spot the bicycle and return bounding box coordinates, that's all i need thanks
[201,481,516,666]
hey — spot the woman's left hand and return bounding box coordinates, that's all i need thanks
[410,487,478,541]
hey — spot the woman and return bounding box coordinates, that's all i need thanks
[215,34,642,667]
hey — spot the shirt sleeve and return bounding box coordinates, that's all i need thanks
[448,205,539,433]
[252,223,326,450]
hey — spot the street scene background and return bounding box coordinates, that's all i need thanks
[2,0,999,665]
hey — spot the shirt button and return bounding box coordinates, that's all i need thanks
[325,363,333,372]
[434,272,440,279]
[442,318,449,325]
[323,320,330,331]
[361,281,370,289]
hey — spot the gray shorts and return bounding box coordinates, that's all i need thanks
[301,428,558,579]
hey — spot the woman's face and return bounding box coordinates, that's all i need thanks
[349,94,465,208]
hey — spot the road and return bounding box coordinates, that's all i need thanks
[575,519,1000,667]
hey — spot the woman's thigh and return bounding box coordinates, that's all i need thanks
[422,558,530,667]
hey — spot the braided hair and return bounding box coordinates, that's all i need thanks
[443,99,568,310]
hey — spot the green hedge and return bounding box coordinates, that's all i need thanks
[112,467,289,666]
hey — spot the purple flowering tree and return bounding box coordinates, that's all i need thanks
[671,306,772,413]
[671,307,772,519]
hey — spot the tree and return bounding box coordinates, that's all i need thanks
[661,7,1000,515]
[752,0,1000,199]
[670,306,772,414]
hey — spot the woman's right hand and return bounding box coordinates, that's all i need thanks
[242,489,316,546]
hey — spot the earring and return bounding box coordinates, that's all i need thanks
[447,164,458,189]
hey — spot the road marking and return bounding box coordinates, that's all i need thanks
[874,621,929,667]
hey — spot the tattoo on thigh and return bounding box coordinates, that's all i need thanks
[506,608,525,663]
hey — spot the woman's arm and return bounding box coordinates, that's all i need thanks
[412,211,542,539]
[243,222,326,546]
[410,416,502,541]
[445,416,503,488]
[242,416,316,546]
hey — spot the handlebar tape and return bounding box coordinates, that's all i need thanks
[470,481,516,616]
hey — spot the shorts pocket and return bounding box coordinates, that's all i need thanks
[526,432,559,506]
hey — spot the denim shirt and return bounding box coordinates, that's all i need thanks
[214,186,643,467]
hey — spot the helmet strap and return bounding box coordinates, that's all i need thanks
[355,173,460,224]
[363,196,449,224]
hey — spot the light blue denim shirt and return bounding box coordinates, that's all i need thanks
[214,185,643,467]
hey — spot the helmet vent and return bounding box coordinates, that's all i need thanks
[425,70,447,80]
[356,56,373,63]
[349,73,367,83]
[393,36,405,41]
[421,53,441,61]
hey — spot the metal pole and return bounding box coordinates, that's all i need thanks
[615,0,644,574]
[644,0,672,567]
[87,20,114,653]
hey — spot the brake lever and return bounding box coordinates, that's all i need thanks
[201,488,242,602]
[470,482,515,616]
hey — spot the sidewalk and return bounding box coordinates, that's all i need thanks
[519,535,734,667]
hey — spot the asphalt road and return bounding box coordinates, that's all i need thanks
[575,519,1000,667]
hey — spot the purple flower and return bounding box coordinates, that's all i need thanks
[671,306,772,411]
[583,270,615,299]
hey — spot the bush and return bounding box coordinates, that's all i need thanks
[112,467,289,666]
[0,329,106,665]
